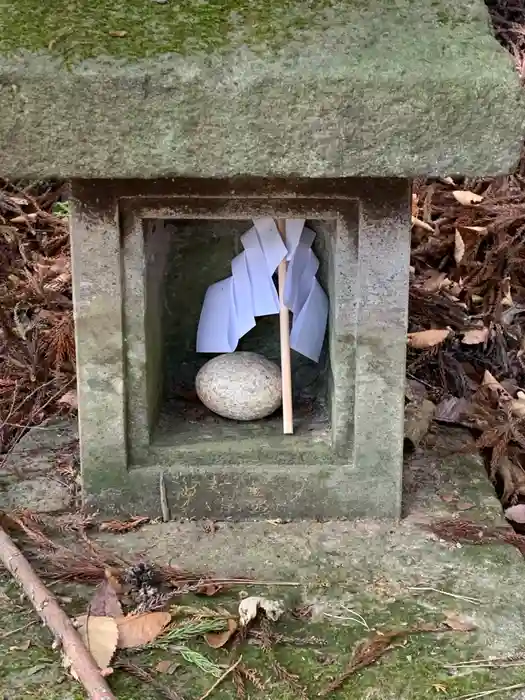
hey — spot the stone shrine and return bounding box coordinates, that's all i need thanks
[1,0,524,519]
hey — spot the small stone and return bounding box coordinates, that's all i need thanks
[196,352,281,421]
[4,477,71,514]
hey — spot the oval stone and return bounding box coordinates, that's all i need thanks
[196,352,282,421]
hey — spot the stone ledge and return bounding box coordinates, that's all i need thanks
[0,0,524,178]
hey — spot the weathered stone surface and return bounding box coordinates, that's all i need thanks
[0,0,523,178]
[196,352,282,421]
[71,178,409,520]
[3,476,71,513]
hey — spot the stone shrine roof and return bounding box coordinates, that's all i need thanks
[0,0,523,178]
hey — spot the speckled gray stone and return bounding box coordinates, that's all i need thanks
[0,0,524,179]
[196,352,282,421]
[3,476,71,514]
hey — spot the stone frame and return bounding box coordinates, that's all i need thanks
[71,177,410,520]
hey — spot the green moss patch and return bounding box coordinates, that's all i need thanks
[0,0,488,63]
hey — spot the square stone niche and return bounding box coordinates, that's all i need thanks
[71,178,410,520]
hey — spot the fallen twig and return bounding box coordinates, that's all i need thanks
[198,657,242,700]
[449,683,525,700]
[407,586,481,604]
[0,523,116,700]
[0,620,36,639]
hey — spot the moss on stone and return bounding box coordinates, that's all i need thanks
[0,0,489,63]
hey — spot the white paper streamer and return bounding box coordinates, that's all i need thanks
[196,219,328,362]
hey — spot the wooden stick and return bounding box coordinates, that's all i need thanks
[276,219,293,434]
[198,657,242,700]
[0,524,117,700]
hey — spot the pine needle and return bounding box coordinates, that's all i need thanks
[172,646,223,677]
[155,618,229,646]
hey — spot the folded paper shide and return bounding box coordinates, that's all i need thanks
[196,218,329,363]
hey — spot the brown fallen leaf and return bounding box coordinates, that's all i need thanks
[411,193,418,217]
[10,213,37,224]
[434,396,471,425]
[116,612,171,649]
[407,329,450,349]
[454,229,465,264]
[205,618,238,649]
[511,394,525,419]
[440,493,458,503]
[155,659,179,674]
[104,568,123,595]
[501,277,513,307]
[452,190,483,205]
[461,327,489,345]
[73,615,119,671]
[458,225,488,235]
[411,216,434,232]
[444,611,476,632]
[455,502,474,512]
[420,270,448,293]
[57,390,78,408]
[88,579,123,618]
[504,503,525,524]
[109,30,128,37]
[482,370,512,404]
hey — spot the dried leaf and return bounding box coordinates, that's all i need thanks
[459,225,488,235]
[434,397,471,425]
[205,618,238,648]
[421,270,447,293]
[8,195,29,206]
[155,659,179,674]
[407,329,450,349]
[73,615,119,670]
[455,502,474,511]
[440,493,457,503]
[501,277,513,307]
[109,30,128,37]
[444,611,476,632]
[454,229,465,264]
[10,213,37,223]
[411,193,418,217]
[411,216,434,232]
[452,190,483,205]
[238,597,285,627]
[58,390,78,408]
[504,503,525,524]
[483,370,512,403]
[116,612,171,649]
[88,580,123,618]
[511,397,525,419]
[461,327,489,345]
